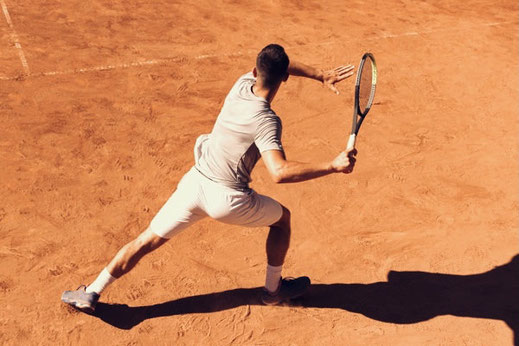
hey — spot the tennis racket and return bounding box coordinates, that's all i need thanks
[346,52,378,151]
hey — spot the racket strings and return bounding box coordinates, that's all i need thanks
[358,58,373,113]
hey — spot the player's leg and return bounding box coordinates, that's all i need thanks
[106,227,167,278]
[262,205,310,305]
[264,206,290,294]
[203,183,310,305]
[60,228,167,313]
[266,206,290,266]
[62,168,206,312]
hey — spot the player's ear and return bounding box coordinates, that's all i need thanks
[253,67,257,77]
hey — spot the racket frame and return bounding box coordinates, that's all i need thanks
[347,52,377,151]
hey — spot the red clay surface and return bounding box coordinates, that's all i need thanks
[1,0,518,344]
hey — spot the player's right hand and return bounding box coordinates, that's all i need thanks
[331,149,357,174]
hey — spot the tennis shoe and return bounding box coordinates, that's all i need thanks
[61,285,99,313]
[261,276,311,306]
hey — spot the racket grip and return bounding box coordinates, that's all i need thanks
[346,133,356,151]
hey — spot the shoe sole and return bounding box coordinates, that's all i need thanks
[262,293,305,306]
[61,296,96,313]
[262,278,311,305]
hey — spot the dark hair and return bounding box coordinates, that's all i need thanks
[256,44,290,88]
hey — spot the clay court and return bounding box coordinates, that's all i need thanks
[1,0,518,344]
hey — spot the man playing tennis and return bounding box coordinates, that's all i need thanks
[62,44,357,312]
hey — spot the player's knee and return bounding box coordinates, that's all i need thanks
[133,228,167,254]
[126,237,146,256]
[271,206,291,229]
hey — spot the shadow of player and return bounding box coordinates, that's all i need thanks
[94,254,519,344]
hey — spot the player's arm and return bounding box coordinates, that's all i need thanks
[261,149,356,184]
[288,60,355,94]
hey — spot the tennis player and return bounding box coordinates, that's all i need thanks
[62,44,357,312]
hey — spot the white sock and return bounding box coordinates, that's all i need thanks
[265,264,283,293]
[86,268,116,295]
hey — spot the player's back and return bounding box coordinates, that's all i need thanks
[194,72,283,191]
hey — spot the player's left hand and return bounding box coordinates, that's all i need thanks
[323,64,355,95]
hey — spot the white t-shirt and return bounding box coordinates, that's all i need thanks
[194,72,284,190]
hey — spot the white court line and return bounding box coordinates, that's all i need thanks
[379,20,517,39]
[0,52,251,80]
[41,59,164,76]
[0,20,515,81]
[0,0,30,75]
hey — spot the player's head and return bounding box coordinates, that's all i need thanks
[255,44,290,89]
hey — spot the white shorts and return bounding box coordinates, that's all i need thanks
[150,167,283,239]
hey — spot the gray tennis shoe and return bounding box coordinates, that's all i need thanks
[261,276,311,306]
[61,285,100,313]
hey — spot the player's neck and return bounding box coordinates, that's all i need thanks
[252,83,279,103]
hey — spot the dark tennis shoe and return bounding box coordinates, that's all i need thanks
[61,285,100,313]
[261,276,311,306]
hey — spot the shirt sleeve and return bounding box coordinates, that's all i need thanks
[254,112,284,153]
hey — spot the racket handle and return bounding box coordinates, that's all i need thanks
[346,133,356,151]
